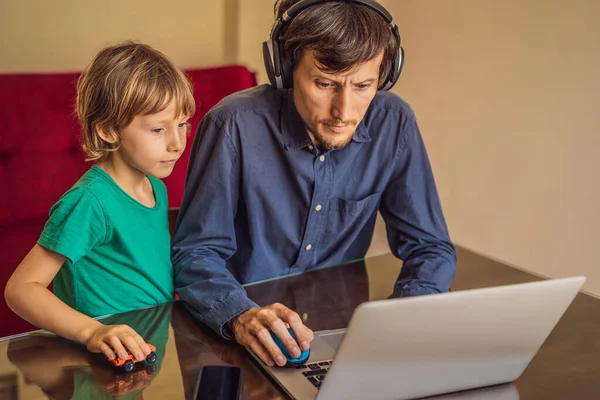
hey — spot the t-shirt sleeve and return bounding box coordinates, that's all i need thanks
[38,187,107,263]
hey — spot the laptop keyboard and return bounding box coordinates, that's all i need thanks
[295,360,333,389]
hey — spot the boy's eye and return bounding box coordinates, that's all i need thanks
[178,122,188,129]
[151,128,164,134]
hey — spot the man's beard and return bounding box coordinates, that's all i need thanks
[311,119,357,150]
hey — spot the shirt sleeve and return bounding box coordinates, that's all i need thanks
[379,111,457,297]
[37,187,107,264]
[172,115,258,339]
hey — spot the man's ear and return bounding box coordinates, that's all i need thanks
[95,124,119,144]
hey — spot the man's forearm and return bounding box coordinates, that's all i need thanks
[392,242,456,297]
[176,272,259,339]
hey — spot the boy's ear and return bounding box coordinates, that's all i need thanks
[95,124,119,144]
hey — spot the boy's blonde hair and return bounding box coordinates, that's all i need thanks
[76,41,196,162]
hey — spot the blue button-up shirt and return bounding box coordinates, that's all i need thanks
[172,85,456,338]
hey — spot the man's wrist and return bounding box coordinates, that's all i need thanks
[227,308,255,335]
[228,309,246,331]
[224,314,241,340]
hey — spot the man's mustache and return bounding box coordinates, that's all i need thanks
[320,119,357,126]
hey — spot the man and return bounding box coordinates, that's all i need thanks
[172,0,456,369]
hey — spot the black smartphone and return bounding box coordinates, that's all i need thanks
[193,365,243,400]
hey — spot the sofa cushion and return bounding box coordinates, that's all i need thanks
[0,73,87,226]
[0,217,46,337]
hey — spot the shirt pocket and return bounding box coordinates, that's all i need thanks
[317,191,382,262]
[328,191,382,216]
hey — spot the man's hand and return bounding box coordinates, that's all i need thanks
[81,322,152,362]
[230,303,314,367]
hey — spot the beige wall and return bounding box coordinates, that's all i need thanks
[236,0,276,83]
[377,0,600,295]
[0,0,230,72]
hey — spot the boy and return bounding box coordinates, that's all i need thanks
[5,41,195,363]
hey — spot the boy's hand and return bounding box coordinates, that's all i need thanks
[83,323,151,362]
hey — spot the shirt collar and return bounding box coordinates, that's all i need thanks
[280,89,312,151]
[280,89,372,151]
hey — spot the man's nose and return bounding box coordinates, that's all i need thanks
[331,88,353,122]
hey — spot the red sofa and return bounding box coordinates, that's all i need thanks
[0,66,257,338]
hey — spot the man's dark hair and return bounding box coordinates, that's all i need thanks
[273,0,398,88]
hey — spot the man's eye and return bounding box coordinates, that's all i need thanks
[357,83,371,89]
[317,82,332,88]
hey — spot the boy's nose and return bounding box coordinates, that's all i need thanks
[168,131,185,153]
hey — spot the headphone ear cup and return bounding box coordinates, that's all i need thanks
[262,40,279,88]
[381,45,404,91]
[280,48,294,89]
[395,46,404,81]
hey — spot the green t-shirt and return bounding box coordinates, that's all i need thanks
[38,165,174,318]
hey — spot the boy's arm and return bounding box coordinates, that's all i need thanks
[4,244,151,362]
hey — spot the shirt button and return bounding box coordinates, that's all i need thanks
[315,204,322,211]
[305,244,312,251]
[319,155,325,162]
[308,144,314,150]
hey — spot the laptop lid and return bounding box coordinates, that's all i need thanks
[316,276,585,400]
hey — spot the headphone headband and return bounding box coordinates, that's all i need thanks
[283,0,393,27]
[263,0,404,90]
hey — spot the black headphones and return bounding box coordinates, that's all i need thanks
[262,0,404,91]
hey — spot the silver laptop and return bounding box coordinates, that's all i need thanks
[248,276,585,400]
